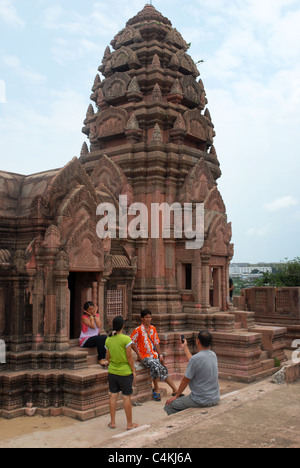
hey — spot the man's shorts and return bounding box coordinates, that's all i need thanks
[108,373,134,396]
[142,357,169,381]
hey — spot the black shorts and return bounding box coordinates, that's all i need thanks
[108,373,134,396]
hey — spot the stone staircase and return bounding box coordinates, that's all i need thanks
[159,310,287,383]
[68,339,99,367]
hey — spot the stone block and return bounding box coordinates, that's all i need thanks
[230,311,255,329]
[285,361,300,383]
[212,330,264,382]
[251,325,287,363]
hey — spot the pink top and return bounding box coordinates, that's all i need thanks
[79,314,100,347]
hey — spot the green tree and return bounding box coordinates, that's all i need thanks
[255,257,300,287]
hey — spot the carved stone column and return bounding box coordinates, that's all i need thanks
[97,275,107,334]
[42,226,62,351]
[10,251,29,352]
[193,250,202,310]
[222,263,228,311]
[201,254,211,312]
[54,251,70,351]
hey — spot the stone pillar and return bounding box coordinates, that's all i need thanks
[92,281,98,308]
[193,251,202,308]
[201,255,211,312]
[222,263,228,311]
[10,276,28,351]
[54,251,70,351]
[31,270,45,351]
[10,251,29,352]
[97,275,107,334]
[42,252,59,351]
[41,227,63,350]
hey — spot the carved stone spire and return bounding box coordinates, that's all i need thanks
[81,3,222,183]
[126,4,172,27]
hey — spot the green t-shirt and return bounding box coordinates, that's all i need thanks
[105,334,133,376]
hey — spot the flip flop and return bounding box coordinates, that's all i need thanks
[108,423,116,429]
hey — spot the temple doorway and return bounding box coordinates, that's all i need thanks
[68,272,98,339]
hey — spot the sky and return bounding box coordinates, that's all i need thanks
[0,0,300,264]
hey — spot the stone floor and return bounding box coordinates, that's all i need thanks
[0,351,299,449]
[1,376,300,448]
[103,379,300,449]
[0,378,246,448]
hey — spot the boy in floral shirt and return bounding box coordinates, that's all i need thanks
[131,310,178,401]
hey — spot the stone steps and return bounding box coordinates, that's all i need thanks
[0,360,153,421]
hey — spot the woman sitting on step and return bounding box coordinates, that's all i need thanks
[79,301,108,367]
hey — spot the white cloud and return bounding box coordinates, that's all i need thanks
[50,38,99,65]
[247,226,269,237]
[264,196,298,212]
[43,5,90,36]
[0,0,25,28]
[0,87,88,174]
[2,54,46,84]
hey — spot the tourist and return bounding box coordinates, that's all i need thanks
[131,310,178,401]
[105,316,138,431]
[79,301,108,367]
[164,330,220,415]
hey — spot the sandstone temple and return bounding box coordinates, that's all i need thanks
[0,5,287,419]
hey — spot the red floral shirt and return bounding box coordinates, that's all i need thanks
[130,324,160,360]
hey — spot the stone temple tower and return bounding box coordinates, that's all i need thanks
[0,4,287,418]
[80,4,234,331]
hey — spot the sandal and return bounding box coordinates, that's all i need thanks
[152,390,161,402]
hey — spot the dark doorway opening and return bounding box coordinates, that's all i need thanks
[184,263,192,290]
[68,272,96,340]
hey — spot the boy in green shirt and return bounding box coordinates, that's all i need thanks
[105,316,138,431]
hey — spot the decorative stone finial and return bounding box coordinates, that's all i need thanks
[151,123,163,143]
[151,83,163,102]
[126,4,172,27]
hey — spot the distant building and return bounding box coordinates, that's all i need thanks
[229,263,272,276]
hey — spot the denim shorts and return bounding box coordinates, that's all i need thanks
[108,373,134,396]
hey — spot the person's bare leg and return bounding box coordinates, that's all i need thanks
[123,395,138,431]
[153,378,160,393]
[165,376,178,394]
[109,393,118,429]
